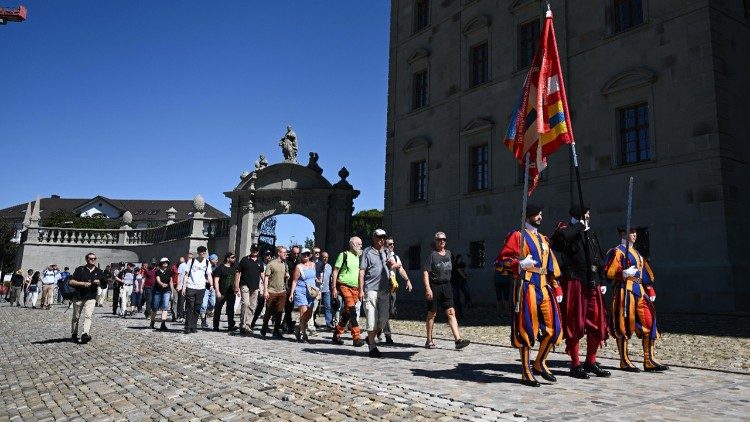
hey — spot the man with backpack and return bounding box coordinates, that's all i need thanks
[57,266,71,304]
[182,246,212,334]
[68,253,107,344]
[40,264,59,310]
[332,236,365,347]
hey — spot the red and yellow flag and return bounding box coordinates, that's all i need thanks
[504,9,574,194]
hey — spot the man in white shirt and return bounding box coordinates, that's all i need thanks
[40,264,59,310]
[182,246,212,334]
[176,253,192,321]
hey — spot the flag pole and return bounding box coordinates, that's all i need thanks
[514,152,531,314]
[569,142,593,289]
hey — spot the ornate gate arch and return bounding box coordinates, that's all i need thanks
[225,157,359,257]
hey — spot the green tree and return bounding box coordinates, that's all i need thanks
[303,236,315,250]
[351,209,384,241]
[42,210,118,229]
[0,218,19,276]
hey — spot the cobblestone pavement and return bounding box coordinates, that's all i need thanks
[1,304,748,421]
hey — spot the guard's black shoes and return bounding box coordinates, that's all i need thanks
[620,365,641,373]
[80,333,91,344]
[521,378,541,387]
[352,339,365,347]
[584,362,611,377]
[332,334,344,345]
[644,364,669,372]
[570,365,590,379]
[532,367,557,382]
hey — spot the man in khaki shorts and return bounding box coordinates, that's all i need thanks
[260,246,289,339]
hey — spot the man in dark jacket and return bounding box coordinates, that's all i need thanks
[69,252,107,344]
[552,206,610,379]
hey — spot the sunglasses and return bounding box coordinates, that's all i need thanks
[436,238,447,241]
[87,257,97,260]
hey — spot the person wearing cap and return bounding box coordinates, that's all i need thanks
[604,226,668,373]
[182,246,212,334]
[260,246,290,339]
[235,245,265,335]
[40,264,59,310]
[332,237,365,347]
[498,204,563,387]
[213,252,238,331]
[551,205,610,379]
[150,258,173,331]
[360,229,412,358]
[423,231,471,351]
[199,253,219,328]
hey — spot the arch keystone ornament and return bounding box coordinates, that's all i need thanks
[225,129,359,257]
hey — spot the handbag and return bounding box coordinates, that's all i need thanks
[306,284,320,299]
[28,284,38,293]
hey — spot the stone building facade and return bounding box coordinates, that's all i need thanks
[383,0,750,312]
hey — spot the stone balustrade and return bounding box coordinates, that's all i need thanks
[28,218,228,247]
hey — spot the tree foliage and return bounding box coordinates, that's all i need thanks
[351,209,384,242]
[303,236,315,250]
[0,218,18,274]
[42,210,119,229]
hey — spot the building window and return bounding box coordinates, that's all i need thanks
[412,70,428,110]
[470,144,489,191]
[613,0,643,33]
[410,160,428,202]
[408,245,422,270]
[413,0,430,33]
[517,19,539,69]
[619,103,650,165]
[469,241,486,268]
[470,42,489,87]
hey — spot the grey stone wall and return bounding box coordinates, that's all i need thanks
[384,0,750,313]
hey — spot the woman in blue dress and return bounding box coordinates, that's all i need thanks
[288,248,319,342]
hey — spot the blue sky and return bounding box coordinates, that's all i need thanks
[0,1,390,246]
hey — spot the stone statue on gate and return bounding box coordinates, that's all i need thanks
[279,126,298,163]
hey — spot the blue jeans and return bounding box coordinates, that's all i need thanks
[200,288,215,316]
[320,291,333,327]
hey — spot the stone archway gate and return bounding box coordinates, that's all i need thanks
[224,161,359,257]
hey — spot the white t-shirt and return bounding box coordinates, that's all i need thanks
[177,262,189,289]
[42,269,58,285]
[185,258,212,290]
[121,271,135,286]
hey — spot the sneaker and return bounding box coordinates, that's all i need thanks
[260,327,268,337]
[80,333,91,344]
[239,328,249,336]
[455,339,471,350]
[272,331,285,340]
[368,347,382,358]
[385,335,394,345]
[353,339,365,347]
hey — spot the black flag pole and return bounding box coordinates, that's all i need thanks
[570,141,594,289]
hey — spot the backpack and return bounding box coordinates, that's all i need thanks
[57,272,78,300]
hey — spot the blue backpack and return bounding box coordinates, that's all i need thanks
[57,272,78,300]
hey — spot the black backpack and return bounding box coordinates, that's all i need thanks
[57,272,78,300]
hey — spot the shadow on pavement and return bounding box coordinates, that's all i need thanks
[411,363,527,385]
[303,347,418,361]
[32,337,76,344]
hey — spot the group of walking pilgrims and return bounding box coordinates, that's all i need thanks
[55,200,667,388]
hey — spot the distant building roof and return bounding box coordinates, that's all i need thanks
[0,195,228,225]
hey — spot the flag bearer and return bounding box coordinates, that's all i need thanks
[498,204,564,387]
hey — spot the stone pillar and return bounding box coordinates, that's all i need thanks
[165,207,177,225]
[188,195,209,252]
[237,197,254,258]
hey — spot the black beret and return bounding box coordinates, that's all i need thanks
[569,205,590,219]
[526,203,544,217]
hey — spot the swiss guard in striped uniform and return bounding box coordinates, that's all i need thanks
[551,205,610,379]
[498,204,563,387]
[604,226,669,372]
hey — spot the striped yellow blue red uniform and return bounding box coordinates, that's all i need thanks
[605,244,657,341]
[499,228,563,379]
[604,244,665,370]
